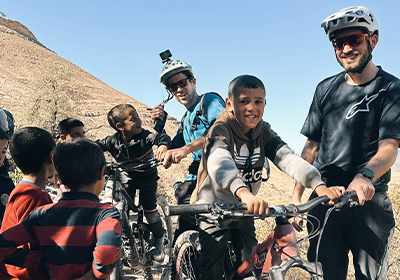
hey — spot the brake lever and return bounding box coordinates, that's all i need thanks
[334,191,358,211]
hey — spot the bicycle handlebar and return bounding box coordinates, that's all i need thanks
[105,158,160,173]
[165,191,357,217]
[165,203,211,216]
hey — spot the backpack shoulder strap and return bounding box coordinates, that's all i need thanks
[199,92,225,121]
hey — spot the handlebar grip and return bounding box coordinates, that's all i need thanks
[294,195,330,213]
[165,204,211,216]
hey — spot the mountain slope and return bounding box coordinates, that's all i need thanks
[0,22,152,137]
[0,18,183,198]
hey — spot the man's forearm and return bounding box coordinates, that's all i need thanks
[184,136,205,154]
[362,138,400,181]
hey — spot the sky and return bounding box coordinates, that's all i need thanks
[2,1,400,153]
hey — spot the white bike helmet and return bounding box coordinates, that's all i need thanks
[159,49,193,85]
[321,6,379,40]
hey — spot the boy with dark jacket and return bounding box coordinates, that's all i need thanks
[97,103,171,256]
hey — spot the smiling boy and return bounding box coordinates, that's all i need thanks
[192,74,343,279]
[96,104,171,259]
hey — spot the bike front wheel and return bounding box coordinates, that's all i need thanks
[173,230,201,280]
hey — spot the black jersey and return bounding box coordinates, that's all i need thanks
[96,129,171,177]
[301,67,400,190]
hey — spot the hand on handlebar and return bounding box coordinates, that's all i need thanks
[315,185,346,206]
[235,187,268,216]
[291,185,345,232]
[346,175,375,205]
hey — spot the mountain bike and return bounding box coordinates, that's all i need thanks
[165,191,358,280]
[104,158,173,280]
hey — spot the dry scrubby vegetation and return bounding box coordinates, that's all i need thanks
[1,16,400,279]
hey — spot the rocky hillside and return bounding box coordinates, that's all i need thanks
[0,17,186,200]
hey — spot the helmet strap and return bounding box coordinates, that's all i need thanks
[354,39,373,74]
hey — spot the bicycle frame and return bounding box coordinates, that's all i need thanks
[237,222,322,280]
[106,159,172,280]
[166,192,357,280]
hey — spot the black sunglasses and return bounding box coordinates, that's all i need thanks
[167,78,190,93]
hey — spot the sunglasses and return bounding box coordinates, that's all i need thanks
[167,78,190,93]
[331,34,369,51]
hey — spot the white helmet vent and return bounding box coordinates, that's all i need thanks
[321,6,378,40]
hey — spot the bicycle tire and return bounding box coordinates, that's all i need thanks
[173,230,201,280]
[143,195,173,280]
[110,206,129,280]
[109,256,124,280]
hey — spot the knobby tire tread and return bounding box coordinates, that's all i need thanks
[173,230,201,280]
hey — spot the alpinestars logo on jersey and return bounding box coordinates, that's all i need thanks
[345,89,385,119]
[234,143,262,183]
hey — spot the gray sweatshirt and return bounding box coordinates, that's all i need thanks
[194,109,324,204]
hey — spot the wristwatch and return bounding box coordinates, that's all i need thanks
[358,167,375,181]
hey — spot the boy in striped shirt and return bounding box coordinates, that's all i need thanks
[0,139,121,280]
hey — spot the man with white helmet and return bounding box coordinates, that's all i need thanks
[292,6,400,279]
[151,50,225,242]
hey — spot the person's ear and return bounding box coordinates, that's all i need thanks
[369,34,378,50]
[116,122,124,132]
[191,78,196,87]
[225,97,234,113]
[60,134,66,141]
[97,166,105,181]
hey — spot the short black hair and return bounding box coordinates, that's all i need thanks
[53,139,106,190]
[0,129,9,140]
[58,118,84,136]
[10,127,56,175]
[107,104,135,131]
[228,74,265,98]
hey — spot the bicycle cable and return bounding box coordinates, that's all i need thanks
[268,213,322,251]
[313,206,336,278]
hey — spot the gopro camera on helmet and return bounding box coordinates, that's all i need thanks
[160,49,172,63]
[154,49,193,133]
